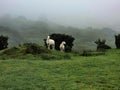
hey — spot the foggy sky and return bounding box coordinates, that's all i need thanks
[0,0,120,31]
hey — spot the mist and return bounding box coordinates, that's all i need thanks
[0,0,120,31]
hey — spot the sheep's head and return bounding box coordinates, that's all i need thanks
[62,41,66,45]
[47,36,50,39]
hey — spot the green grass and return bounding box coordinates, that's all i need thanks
[0,49,120,90]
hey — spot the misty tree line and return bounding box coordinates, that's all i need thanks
[0,33,120,51]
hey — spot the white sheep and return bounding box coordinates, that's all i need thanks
[46,36,55,50]
[59,41,66,52]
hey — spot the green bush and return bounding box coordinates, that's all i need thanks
[23,43,50,54]
[2,47,20,55]
[0,43,50,59]
[95,39,111,51]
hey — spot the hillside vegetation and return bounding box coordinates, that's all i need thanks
[0,48,120,90]
[0,16,116,51]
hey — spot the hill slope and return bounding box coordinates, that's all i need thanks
[0,16,116,51]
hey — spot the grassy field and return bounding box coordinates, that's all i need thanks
[0,49,120,90]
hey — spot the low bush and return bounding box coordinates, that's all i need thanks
[0,43,50,59]
[23,43,50,54]
[2,47,20,55]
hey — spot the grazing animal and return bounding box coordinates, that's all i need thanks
[46,36,55,50]
[59,41,66,52]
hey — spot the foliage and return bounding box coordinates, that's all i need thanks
[0,43,50,60]
[44,33,75,52]
[0,35,8,50]
[23,43,50,54]
[2,47,20,55]
[95,38,111,51]
[115,34,120,48]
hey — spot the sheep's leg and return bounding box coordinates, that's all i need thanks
[48,44,50,49]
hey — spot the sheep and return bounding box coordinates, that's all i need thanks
[59,41,66,52]
[46,35,55,50]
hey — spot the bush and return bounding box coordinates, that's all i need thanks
[115,34,120,49]
[95,39,111,51]
[2,47,20,55]
[0,35,8,50]
[1,43,50,57]
[23,43,50,54]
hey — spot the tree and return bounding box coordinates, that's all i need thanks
[115,34,120,49]
[44,33,75,52]
[0,35,8,50]
[95,38,111,51]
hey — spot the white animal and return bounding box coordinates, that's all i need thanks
[59,41,66,52]
[46,36,55,50]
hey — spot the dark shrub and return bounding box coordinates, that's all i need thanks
[115,34,120,49]
[95,39,111,51]
[65,46,72,52]
[0,35,8,50]
[2,47,19,55]
[97,44,111,51]
[23,43,50,54]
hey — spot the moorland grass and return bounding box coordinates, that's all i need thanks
[0,49,120,90]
